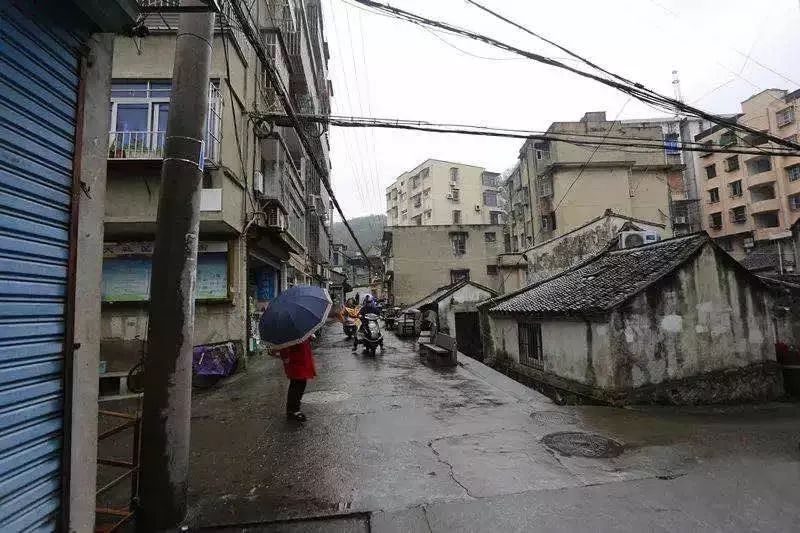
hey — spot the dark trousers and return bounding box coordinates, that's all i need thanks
[287,379,307,413]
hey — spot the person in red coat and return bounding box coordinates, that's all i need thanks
[274,337,316,422]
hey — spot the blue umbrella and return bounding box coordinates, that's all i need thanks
[259,285,332,349]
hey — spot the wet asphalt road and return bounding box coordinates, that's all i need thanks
[186,322,800,531]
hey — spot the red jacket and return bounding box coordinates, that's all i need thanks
[276,339,316,380]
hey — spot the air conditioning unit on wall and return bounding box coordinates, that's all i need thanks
[618,230,661,249]
[474,204,481,212]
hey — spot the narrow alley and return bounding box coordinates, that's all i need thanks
[186,323,800,532]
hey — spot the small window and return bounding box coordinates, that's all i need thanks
[450,167,459,182]
[412,214,422,225]
[705,164,717,179]
[664,132,680,154]
[424,210,432,219]
[718,239,733,252]
[708,188,719,203]
[503,233,512,253]
[541,212,556,231]
[412,193,422,208]
[729,180,742,197]
[490,211,502,225]
[789,194,800,211]
[483,190,498,207]
[486,265,498,276]
[423,187,431,197]
[484,232,497,243]
[539,178,553,198]
[709,212,723,228]
[729,206,747,224]
[518,322,543,369]
[421,168,430,179]
[719,131,737,147]
[787,164,800,182]
[451,232,466,255]
[452,210,461,224]
[451,188,460,202]
[450,269,469,284]
[776,106,795,127]
[411,175,419,188]
[482,173,498,187]
[724,155,739,172]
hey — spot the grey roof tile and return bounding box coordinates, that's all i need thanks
[490,233,709,315]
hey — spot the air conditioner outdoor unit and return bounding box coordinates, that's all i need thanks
[446,193,454,200]
[253,170,264,196]
[619,230,661,249]
[474,205,481,212]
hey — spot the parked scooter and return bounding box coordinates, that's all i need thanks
[356,313,384,356]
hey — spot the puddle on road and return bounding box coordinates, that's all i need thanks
[302,390,351,404]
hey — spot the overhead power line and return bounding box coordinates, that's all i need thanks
[227,0,371,261]
[346,0,800,153]
[253,112,800,158]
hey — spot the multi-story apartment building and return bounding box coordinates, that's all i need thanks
[101,0,334,371]
[506,111,676,252]
[386,159,503,227]
[696,88,800,265]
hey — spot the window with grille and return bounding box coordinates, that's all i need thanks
[484,232,496,242]
[451,232,466,255]
[490,211,502,225]
[705,164,717,179]
[725,156,739,172]
[789,194,800,211]
[729,180,742,197]
[719,131,737,146]
[452,210,462,224]
[541,213,556,231]
[451,188,461,202]
[450,167,460,182]
[412,194,422,208]
[729,206,747,224]
[450,269,469,283]
[518,322,543,369]
[787,164,800,182]
[539,178,553,198]
[483,190,498,206]
[486,265,498,276]
[776,106,795,127]
[709,212,722,228]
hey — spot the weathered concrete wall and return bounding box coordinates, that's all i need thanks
[389,224,504,305]
[69,33,114,533]
[435,284,494,335]
[526,214,664,284]
[489,317,613,388]
[609,245,780,402]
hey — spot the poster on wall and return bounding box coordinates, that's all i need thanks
[102,242,229,302]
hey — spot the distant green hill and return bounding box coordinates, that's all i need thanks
[332,214,386,253]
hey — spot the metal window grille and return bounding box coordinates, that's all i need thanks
[777,107,795,127]
[518,322,543,369]
[788,165,800,182]
[451,233,466,254]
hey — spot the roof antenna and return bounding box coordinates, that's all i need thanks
[672,70,684,118]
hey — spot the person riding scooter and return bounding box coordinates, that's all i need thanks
[353,295,381,352]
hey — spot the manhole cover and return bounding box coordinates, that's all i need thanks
[301,390,350,404]
[530,411,578,426]
[542,432,623,458]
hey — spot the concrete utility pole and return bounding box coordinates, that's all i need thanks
[137,2,214,530]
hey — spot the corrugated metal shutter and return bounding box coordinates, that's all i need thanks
[0,1,90,530]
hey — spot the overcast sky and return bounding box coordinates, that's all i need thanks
[319,0,800,220]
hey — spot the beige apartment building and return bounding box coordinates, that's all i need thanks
[696,88,800,264]
[384,224,505,304]
[505,112,676,253]
[386,159,503,227]
[101,1,334,374]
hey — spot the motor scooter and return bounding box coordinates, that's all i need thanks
[342,306,359,339]
[356,313,384,356]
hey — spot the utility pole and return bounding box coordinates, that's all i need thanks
[137,1,214,530]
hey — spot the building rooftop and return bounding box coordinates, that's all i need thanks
[410,279,497,310]
[490,233,711,315]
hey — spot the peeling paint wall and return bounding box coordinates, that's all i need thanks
[610,245,776,391]
[526,215,664,284]
[488,316,612,387]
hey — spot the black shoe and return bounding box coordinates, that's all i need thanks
[286,411,307,422]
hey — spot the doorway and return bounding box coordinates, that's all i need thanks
[455,312,483,360]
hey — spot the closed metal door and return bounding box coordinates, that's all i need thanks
[0,0,90,529]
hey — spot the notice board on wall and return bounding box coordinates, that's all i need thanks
[102,242,229,302]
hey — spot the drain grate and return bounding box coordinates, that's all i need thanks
[542,432,623,458]
[530,411,578,426]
